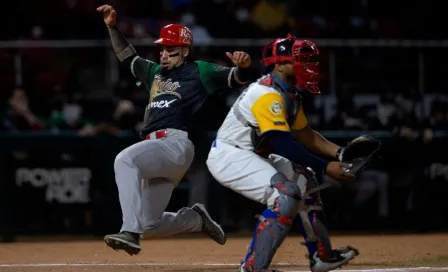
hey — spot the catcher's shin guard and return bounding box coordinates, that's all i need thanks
[293,166,359,272]
[296,196,360,272]
[242,208,276,265]
[241,173,301,272]
[295,196,332,261]
[293,166,333,260]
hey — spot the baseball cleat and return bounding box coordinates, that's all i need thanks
[239,262,284,272]
[192,203,227,245]
[310,245,359,272]
[104,231,141,256]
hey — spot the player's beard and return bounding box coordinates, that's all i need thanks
[160,60,174,73]
[160,57,185,74]
[160,62,175,75]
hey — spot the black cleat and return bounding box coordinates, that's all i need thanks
[104,231,141,256]
[192,203,227,245]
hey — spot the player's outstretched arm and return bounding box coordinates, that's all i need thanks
[97,5,137,63]
[97,5,159,88]
[226,51,252,85]
[197,51,253,95]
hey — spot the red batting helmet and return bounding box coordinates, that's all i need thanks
[260,34,320,94]
[154,24,193,47]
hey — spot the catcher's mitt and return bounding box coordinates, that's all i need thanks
[339,134,381,174]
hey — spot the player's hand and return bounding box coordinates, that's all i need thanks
[96,5,117,28]
[226,51,251,68]
[325,162,356,182]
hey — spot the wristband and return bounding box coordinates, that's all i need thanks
[336,146,343,161]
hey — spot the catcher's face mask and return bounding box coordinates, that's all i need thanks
[292,40,320,94]
[261,34,320,94]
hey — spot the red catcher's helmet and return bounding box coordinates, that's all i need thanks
[154,24,193,47]
[260,34,320,94]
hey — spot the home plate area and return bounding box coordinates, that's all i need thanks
[0,234,447,272]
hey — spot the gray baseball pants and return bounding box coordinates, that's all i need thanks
[113,129,202,237]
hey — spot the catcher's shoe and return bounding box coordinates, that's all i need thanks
[310,246,359,272]
[192,203,227,245]
[239,262,283,272]
[104,231,141,256]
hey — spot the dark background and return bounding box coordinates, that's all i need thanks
[0,0,447,242]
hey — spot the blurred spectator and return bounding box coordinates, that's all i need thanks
[251,0,293,37]
[46,93,95,134]
[391,90,421,142]
[112,99,139,132]
[1,88,45,131]
[327,91,367,130]
[353,169,390,227]
[1,0,442,41]
[422,97,448,144]
[47,94,88,129]
[410,97,448,232]
[179,13,212,44]
[368,92,396,130]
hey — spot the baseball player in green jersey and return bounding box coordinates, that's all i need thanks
[96,5,253,255]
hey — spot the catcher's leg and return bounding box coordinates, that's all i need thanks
[293,167,359,272]
[207,141,302,271]
[268,155,359,271]
[241,173,301,272]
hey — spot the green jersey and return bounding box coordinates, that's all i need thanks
[128,56,249,138]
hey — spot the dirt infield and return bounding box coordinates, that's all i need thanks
[1,233,448,272]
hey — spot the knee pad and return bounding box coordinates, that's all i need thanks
[270,172,302,218]
[271,172,302,199]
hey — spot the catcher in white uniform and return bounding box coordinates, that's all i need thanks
[206,35,381,272]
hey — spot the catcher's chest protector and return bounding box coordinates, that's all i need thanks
[233,77,302,157]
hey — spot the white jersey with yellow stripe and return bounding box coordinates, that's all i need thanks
[215,74,308,151]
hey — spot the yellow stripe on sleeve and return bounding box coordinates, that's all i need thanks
[250,92,290,134]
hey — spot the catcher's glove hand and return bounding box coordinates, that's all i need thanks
[338,134,381,175]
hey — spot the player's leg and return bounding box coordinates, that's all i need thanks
[141,186,225,245]
[105,133,193,255]
[138,134,225,245]
[269,154,359,272]
[294,175,359,272]
[140,176,226,245]
[103,140,149,255]
[105,132,224,255]
[140,177,203,237]
[207,140,301,271]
